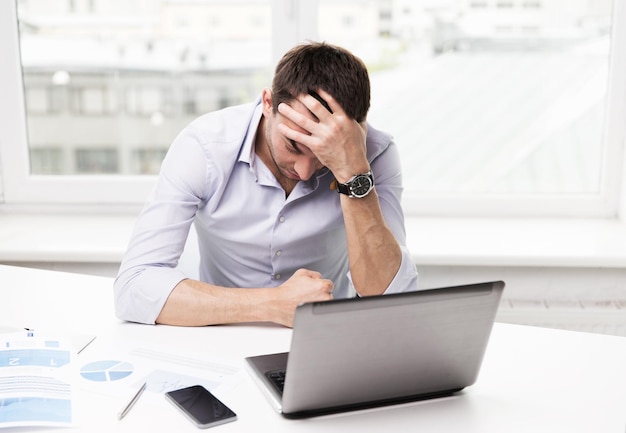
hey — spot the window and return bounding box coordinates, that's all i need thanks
[0,0,275,205]
[1,0,625,219]
[17,0,272,178]
[317,0,624,217]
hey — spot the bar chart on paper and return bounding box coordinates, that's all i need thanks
[79,360,134,382]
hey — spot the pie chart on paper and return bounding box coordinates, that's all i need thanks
[80,360,134,382]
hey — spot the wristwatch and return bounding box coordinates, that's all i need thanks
[336,171,374,198]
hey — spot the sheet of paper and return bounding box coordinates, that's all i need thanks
[1,329,245,427]
[76,336,245,410]
[0,332,75,428]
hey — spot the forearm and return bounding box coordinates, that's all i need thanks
[341,189,402,296]
[156,268,335,327]
[156,279,276,326]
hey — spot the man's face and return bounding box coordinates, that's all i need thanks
[261,90,324,183]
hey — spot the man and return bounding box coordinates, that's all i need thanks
[114,41,418,327]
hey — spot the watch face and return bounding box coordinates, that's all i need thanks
[350,174,373,197]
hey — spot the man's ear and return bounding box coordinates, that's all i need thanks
[261,88,273,115]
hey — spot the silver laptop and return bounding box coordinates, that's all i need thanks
[245,280,505,418]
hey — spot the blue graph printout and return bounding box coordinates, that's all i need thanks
[0,333,74,428]
[80,360,134,382]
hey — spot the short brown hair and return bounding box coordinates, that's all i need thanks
[271,41,370,122]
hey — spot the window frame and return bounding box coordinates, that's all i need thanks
[0,0,625,219]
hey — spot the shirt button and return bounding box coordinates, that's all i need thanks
[275,250,282,256]
[279,216,285,223]
[274,274,281,280]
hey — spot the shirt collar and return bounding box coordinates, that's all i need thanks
[238,96,264,168]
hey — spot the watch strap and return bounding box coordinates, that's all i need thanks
[336,171,374,198]
[336,180,351,195]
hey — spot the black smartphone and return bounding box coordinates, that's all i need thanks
[165,385,237,429]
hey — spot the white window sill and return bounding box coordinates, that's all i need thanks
[0,213,134,263]
[405,217,626,267]
[1,213,626,269]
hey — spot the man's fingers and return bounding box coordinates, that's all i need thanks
[278,102,317,130]
[315,89,343,116]
[294,268,322,279]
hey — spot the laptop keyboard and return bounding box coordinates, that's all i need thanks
[265,369,286,394]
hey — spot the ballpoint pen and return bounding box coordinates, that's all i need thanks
[118,382,147,420]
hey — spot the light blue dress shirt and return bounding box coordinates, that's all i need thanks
[114,97,418,324]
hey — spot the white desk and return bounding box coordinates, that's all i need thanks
[1,264,626,432]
